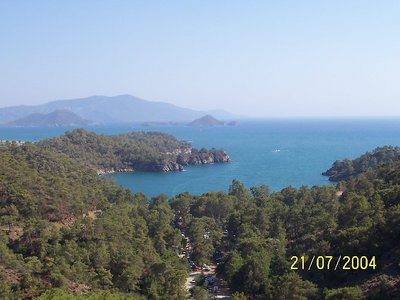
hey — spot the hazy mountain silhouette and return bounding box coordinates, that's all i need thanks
[0,95,235,124]
[6,110,92,127]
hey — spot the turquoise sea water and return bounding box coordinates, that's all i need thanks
[2,119,400,198]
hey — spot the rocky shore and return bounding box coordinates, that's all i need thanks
[178,149,230,166]
[96,168,134,175]
[97,149,230,174]
[158,148,230,172]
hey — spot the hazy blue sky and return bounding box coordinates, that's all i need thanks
[0,1,399,117]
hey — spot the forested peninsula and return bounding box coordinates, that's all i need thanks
[323,146,400,181]
[1,141,399,299]
[37,129,230,174]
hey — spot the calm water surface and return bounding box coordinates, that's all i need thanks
[2,119,400,198]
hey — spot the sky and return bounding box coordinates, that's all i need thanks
[0,1,399,117]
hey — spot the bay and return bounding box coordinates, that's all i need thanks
[2,118,400,198]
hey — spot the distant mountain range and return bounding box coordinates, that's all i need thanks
[0,95,236,125]
[7,109,92,127]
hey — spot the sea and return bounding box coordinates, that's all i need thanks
[2,118,400,198]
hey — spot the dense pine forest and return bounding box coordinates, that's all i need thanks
[1,139,400,299]
[0,143,187,299]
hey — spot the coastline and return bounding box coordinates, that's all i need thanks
[96,156,231,176]
[96,168,134,176]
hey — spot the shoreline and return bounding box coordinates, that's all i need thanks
[96,168,134,176]
[96,159,231,176]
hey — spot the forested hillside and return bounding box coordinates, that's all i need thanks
[323,146,400,182]
[1,142,399,299]
[37,129,230,173]
[171,163,400,299]
[0,143,187,299]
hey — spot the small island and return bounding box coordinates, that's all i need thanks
[188,115,224,126]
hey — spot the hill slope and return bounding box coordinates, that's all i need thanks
[37,128,230,173]
[0,95,235,124]
[323,146,400,181]
[6,109,92,127]
[1,142,400,298]
[0,143,187,299]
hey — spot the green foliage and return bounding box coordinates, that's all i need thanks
[323,146,400,181]
[232,292,248,300]
[0,143,109,221]
[191,286,208,300]
[233,250,271,296]
[3,138,400,299]
[0,144,187,299]
[38,128,228,172]
[229,179,250,201]
[34,288,144,299]
[0,280,15,300]
[217,251,244,283]
[324,286,364,300]
[188,217,215,266]
[275,272,318,300]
